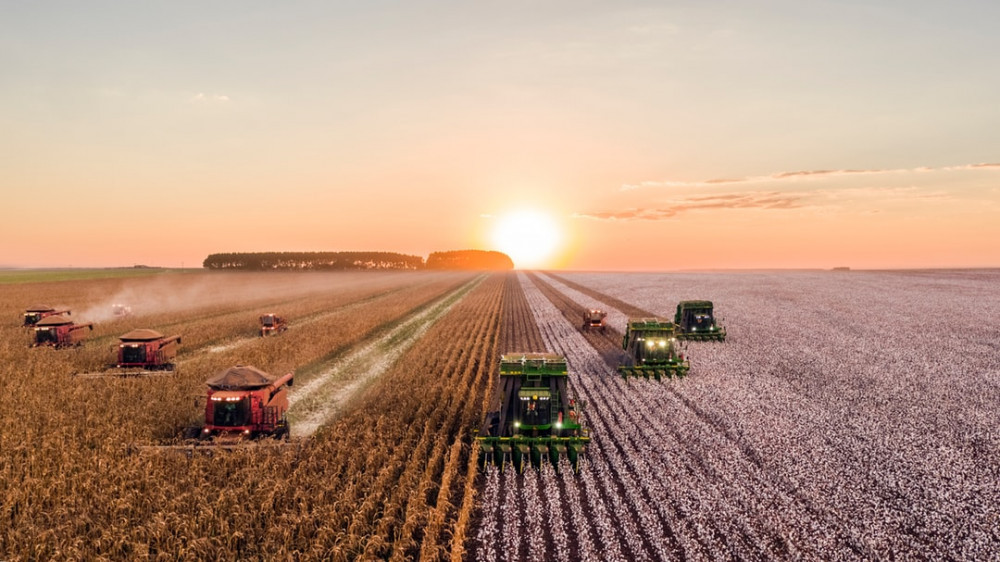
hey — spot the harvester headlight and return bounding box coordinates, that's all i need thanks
[646,341,655,349]
[555,421,562,429]
[202,428,210,433]
[513,421,520,428]
[659,340,667,348]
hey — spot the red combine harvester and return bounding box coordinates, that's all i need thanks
[117,329,181,371]
[31,316,92,348]
[75,329,182,378]
[23,305,70,327]
[259,313,288,337]
[112,303,133,317]
[582,309,608,331]
[198,365,293,443]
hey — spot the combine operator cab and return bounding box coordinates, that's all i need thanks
[618,318,689,380]
[674,300,725,341]
[23,305,70,327]
[582,309,607,331]
[201,366,292,441]
[31,316,92,348]
[259,314,288,337]
[478,353,589,473]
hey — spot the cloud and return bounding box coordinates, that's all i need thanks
[190,93,231,103]
[575,191,807,221]
[622,163,1000,191]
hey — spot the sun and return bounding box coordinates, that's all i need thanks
[491,209,561,269]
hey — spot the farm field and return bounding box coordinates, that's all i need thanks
[1,269,998,559]
[470,269,1000,560]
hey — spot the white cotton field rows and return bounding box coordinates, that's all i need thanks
[473,270,1000,561]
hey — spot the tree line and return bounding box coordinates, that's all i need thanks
[203,250,513,271]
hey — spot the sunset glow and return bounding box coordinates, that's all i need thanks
[1,3,999,270]
[491,210,562,269]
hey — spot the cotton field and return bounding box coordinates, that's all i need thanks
[471,269,1000,560]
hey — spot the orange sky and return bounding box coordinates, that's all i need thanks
[2,3,999,270]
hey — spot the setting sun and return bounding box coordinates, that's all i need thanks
[491,209,561,269]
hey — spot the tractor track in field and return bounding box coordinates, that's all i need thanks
[198,281,438,356]
[532,272,875,558]
[287,275,485,437]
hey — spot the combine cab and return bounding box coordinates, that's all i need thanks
[582,309,607,331]
[31,316,92,348]
[618,318,689,380]
[259,313,288,337]
[198,366,293,443]
[478,353,589,473]
[674,300,725,341]
[23,305,70,327]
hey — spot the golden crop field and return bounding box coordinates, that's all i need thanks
[0,270,499,560]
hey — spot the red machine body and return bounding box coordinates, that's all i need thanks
[201,366,293,440]
[112,304,132,317]
[259,313,288,337]
[582,309,608,331]
[32,316,92,348]
[117,329,181,370]
[23,305,71,327]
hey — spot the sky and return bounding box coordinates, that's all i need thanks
[2,1,998,270]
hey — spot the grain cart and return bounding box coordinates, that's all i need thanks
[23,305,70,327]
[477,353,589,473]
[618,318,689,380]
[674,300,725,341]
[259,313,288,336]
[198,365,293,443]
[582,309,607,331]
[31,316,93,348]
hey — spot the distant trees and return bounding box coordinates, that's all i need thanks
[202,250,514,271]
[203,252,423,270]
[426,250,514,270]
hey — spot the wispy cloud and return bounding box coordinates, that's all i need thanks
[577,186,958,222]
[575,191,806,221]
[621,163,1000,191]
[190,92,231,103]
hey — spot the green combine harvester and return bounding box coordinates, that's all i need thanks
[618,318,690,380]
[477,353,589,473]
[674,300,726,341]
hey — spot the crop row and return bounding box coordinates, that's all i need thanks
[0,271,493,559]
[541,270,1000,558]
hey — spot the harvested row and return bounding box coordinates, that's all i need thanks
[547,270,1000,558]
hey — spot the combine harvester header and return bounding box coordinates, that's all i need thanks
[478,353,589,473]
[619,318,689,380]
